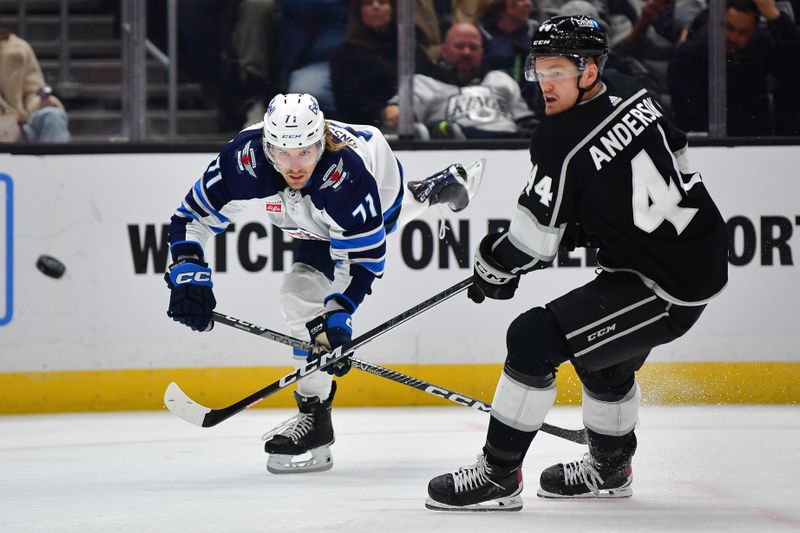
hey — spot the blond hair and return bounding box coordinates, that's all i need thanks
[324,122,348,152]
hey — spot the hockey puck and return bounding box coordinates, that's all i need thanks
[36,255,66,279]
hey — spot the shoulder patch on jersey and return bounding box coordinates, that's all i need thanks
[236,140,258,178]
[609,95,622,107]
[319,157,349,191]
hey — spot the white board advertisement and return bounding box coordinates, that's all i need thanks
[0,146,798,374]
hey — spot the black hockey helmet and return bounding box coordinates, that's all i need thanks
[524,15,608,82]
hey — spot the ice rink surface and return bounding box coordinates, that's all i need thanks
[1,405,799,533]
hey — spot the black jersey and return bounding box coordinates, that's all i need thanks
[492,71,728,305]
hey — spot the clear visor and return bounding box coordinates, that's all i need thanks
[264,139,324,169]
[524,54,585,82]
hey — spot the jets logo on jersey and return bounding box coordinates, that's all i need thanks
[236,140,258,178]
[319,158,348,191]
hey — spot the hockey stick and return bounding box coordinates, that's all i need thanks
[209,314,588,445]
[349,359,587,445]
[164,276,474,428]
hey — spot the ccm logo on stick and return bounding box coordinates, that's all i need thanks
[424,386,492,412]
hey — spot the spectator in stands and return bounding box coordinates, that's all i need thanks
[478,0,538,83]
[0,24,70,143]
[277,0,349,116]
[381,22,535,138]
[173,0,242,130]
[231,0,282,127]
[331,0,435,126]
[558,1,664,97]
[535,0,611,25]
[416,0,483,63]
[172,0,280,130]
[617,0,705,85]
[331,0,398,125]
[620,0,705,53]
[668,0,800,135]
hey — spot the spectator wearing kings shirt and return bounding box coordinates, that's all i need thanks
[381,22,535,139]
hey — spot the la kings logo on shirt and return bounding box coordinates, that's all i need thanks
[236,140,258,178]
[446,86,508,123]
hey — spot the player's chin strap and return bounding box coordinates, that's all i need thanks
[574,57,602,106]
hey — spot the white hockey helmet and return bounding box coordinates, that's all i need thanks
[262,93,326,166]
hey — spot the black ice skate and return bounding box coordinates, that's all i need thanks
[262,382,336,474]
[426,454,523,512]
[537,435,636,499]
[407,159,485,212]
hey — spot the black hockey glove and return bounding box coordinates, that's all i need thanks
[306,309,353,376]
[468,233,520,304]
[164,256,216,332]
[560,219,596,252]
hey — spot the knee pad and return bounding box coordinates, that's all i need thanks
[491,369,557,432]
[582,381,640,437]
[505,307,568,377]
[279,263,330,336]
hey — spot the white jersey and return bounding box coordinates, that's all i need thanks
[168,120,405,312]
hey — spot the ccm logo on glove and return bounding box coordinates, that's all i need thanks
[475,262,508,283]
[174,271,212,284]
[165,256,216,332]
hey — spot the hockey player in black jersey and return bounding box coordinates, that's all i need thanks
[164,93,484,475]
[426,16,728,511]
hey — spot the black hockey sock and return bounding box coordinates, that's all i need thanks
[484,416,538,467]
[586,428,637,465]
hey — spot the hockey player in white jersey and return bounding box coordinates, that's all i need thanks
[164,93,483,474]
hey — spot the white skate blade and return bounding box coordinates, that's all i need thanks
[536,483,633,499]
[267,446,333,474]
[460,158,486,201]
[425,486,523,512]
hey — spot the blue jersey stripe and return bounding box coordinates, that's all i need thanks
[184,195,209,218]
[354,259,385,274]
[324,292,357,313]
[176,205,200,222]
[194,180,228,224]
[330,227,386,250]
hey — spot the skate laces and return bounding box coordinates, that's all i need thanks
[261,412,314,444]
[436,167,459,239]
[563,453,604,495]
[436,207,448,239]
[451,455,502,494]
